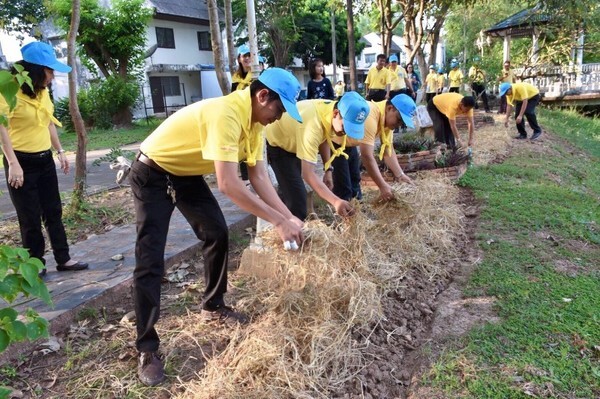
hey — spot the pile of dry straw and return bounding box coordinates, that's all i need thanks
[179,175,466,399]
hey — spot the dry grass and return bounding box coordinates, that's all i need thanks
[177,175,465,398]
[469,123,512,166]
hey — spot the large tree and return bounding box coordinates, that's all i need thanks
[0,0,47,36]
[49,0,153,126]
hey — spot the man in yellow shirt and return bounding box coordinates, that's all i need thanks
[365,54,392,102]
[436,67,446,95]
[388,54,413,98]
[331,94,416,203]
[425,65,438,103]
[497,60,516,114]
[448,60,463,93]
[265,91,369,220]
[130,68,304,386]
[500,82,542,140]
[468,57,491,112]
[427,92,476,149]
[334,80,345,99]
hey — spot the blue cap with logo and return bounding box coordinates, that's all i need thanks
[237,44,250,56]
[499,82,512,97]
[258,67,302,123]
[390,94,416,129]
[451,61,459,68]
[338,91,369,140]
[388,54,398,63]
[438,67,444,74]
[21,41,72,73]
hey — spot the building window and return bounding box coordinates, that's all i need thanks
[161,76,181,96]
[364,54,375,65]
[156,27,175,49]
[197,31,211,51]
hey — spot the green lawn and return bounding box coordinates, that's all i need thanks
[421,109,600,398]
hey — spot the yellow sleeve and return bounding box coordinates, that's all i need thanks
[202,108,244,163]
[296,117,325,163]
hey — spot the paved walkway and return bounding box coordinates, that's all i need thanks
[3,147,254,349]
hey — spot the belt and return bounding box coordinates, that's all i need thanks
[137,152,168,174]
[14,149,52,158]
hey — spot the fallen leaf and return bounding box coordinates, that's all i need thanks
[111,254,124,261]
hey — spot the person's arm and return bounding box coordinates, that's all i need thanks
[405,77,413,93]
[49,123,69,174]
[385,83,391,99]
[504,104,513,127]
[301,159,354,217]
[0,124,24,188]
[467,115,475,147]
[515,98,528,124]
[318,141,333,189]
[215,160,303,244]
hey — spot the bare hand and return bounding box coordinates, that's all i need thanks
[323,171,333,190]
[275,218,304,247]
[334,199,355,218]
[377,184,395,202]
[58,152,69,174]
[504,119,509,128]
[516,116,523,124]
[394,174,413,185]
[8,164,24,189]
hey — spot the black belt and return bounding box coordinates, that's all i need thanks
[14,149,52,158]
[137,152,168,174]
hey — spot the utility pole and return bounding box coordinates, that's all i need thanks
[331,8,337,82]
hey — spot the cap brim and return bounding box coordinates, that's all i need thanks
[49,61,72,73]
[499,87,509,96]
[343,119,365,140]
[400,112,415,129]
[281,97,302,123]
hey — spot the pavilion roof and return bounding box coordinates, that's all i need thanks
[485,5,550,38]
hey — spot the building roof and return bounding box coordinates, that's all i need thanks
[485,5,550,38]
[145,0,223,24]
[361,32,402,52]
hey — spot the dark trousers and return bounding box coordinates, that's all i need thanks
[471,82,490,111]
[427,99,456,148]
[499,94,508,113]
[515,94,541,137]
[449,87,460,93]
[266,143,307,220]
[130,160,228,352]
[366,89,386,102]
[3,150,70,266]
[425,92,437,103]
[332,145,362,201]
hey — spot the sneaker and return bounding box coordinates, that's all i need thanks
[201,305,249,326]
[138,352,165,386]
[514,135,527,140]
[531,131,543,140]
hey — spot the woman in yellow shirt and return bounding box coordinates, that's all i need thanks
[231,44,253,91]
[0,42,88,277]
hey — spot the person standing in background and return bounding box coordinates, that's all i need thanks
[388,55,413,99]
[406,64,421,101]
[365,54,392,102]
[231,44,253,91]
[497,60,515,114]
[334,80,345,100]
[306,58,334,100]
[0,41,89,277]
[448,60,463,93]
[425,65,438,103]
[436,67,446,95]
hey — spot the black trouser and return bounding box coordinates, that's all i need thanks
[449,87,460,93]
[130,160,228,352]
[499,94,508,113]
[266,143,307,220]
[471,82,490,111]
[3,150,70,266]
[390,88,409,100]
[427,99,456,148]
[425,92,436,103]
[332,145,362,201]
[515,94,541,137]
[366,89,387,102]
[239,162,249,180]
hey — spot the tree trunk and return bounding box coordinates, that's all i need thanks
[346,0,357,91]
[224,0,236,74]
[68,0,88,207]
[207,0,230,95]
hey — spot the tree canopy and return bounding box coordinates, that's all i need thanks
[0,0,46,37]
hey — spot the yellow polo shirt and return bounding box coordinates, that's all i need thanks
[506,82,540,106]
[0,88,60,153]
[140,88,264,176]
[437,74,446,90]
[425,73,438,93]
[448,69,463,88]
[365,66,392,90]
[468,66,485,83]
[499,69,515,84]
[266,100,334,163]
[388,66,407,90]
[433,93,474,120]
[232,70,253,90]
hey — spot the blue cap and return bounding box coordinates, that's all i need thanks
[429,65,436,70]
[21,42,71,73]
[258,68,302,123]
[389,54,398,63]
[390,94,416,129]
[499,82,512,97]
[438,67,444,74]
[451,61,458,68]
[338,91,369,140]
[237,44,250,55]
[258,55,266,63]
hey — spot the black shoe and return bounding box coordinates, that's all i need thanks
[56,261,89,271]
[531,131,542,140]
[201,305,249,326]
[138,352,165,386]
[514,135,527,140]
[38,268,47,278]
